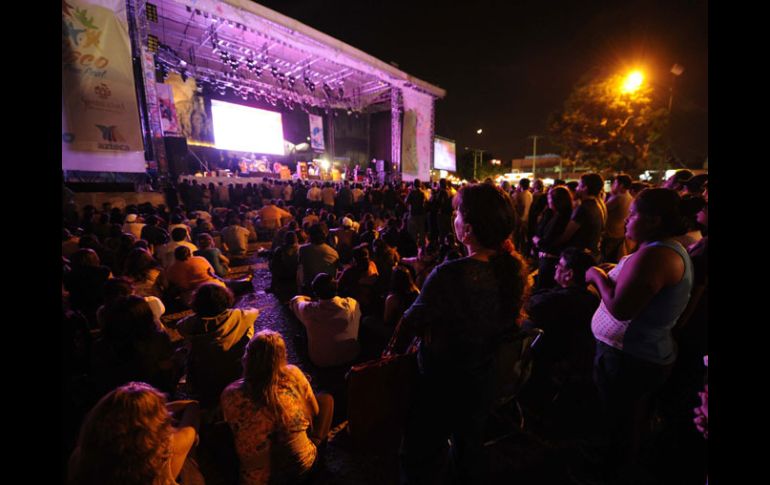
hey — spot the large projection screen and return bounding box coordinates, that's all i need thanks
[433,137,456,172]
[211,100,284,154]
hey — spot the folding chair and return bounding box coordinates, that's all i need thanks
[484,327,544,447]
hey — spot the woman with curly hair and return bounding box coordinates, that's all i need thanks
[68,382,200,485]
[221,330,334,485]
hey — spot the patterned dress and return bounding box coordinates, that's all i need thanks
[221,366,317,484]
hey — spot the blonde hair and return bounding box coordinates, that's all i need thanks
[68,382,175,485]
[241,330,293,426]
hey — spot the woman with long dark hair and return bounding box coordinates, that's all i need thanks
[221,330,333,485]
[399,183,529,483]
[587,188,693,474]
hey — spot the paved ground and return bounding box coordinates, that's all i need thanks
[200,243,707,485]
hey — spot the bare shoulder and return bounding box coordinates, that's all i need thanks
[627,244,685,285]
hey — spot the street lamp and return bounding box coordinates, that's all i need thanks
[620,70,644,94]
[668,63,684,112]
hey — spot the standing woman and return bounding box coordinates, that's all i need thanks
[531,185,574,290]
[221,330,334,485]
[399,183,529,484]
[587,188,693,473]
[68,382,200,485]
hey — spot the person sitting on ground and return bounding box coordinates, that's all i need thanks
[139,215,170,255]
[256,199,292,231]
[90,296,180,396]
[96,276,165,328]
[62,228,80,258]
[331,216,360,265]
[268,231,300,303]
[401,241,440,289]
[297,223,339,294]
[165,246,225,306]
[123,247,164,298]
[122,213,145,240]
[68,382,201,485]
[337,244,380,315]
[383,265,420,328]
[63,248,112,326]
[194,233,230,277]
[221,213,251,257]
[289,273,361,367]
[176,283,258,409]
[157,227,198,269]
[523,247,600,393]
[221,330,334,485]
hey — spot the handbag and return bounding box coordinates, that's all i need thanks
[345,319,419,451]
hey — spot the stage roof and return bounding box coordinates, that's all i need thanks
[146,0,446,112]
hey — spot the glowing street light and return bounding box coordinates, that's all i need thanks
[621,70,644,94]
[476,128,483,134]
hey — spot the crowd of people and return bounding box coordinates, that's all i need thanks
[63,169,708,484]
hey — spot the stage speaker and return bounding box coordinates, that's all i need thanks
[164,136,189,177]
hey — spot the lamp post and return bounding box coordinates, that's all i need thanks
[669,63,684,112]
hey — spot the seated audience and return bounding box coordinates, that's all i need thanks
[337,244,380,315]
[68,382,200,485]
[298,223,340,294]
[194,233,230,277]
[289,273,361,367]
[177,283,258,408]
[165,246,225,305]
[222,330,334,485]
[157,227,198,269]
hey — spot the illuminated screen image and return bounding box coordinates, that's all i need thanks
[211,99,285,154]
[433,137,456,171]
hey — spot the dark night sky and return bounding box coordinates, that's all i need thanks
[254,0,708,165]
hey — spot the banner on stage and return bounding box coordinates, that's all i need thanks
[62,0,143,153]
[309,114,325,151]
[156,82,181,135]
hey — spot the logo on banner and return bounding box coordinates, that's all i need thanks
[97,125,124,142]
[96,125,130,151]
[94,83,111,99]
[62,1,109,75]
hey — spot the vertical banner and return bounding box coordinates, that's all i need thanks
[309,114,325,151]
[140,47,163,138]
[62,0,143,152]
[401,88,434,181]
[156,82,181,135]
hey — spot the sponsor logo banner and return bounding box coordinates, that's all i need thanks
[62,0,143,152]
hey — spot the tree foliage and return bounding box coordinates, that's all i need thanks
[549,73,670,173]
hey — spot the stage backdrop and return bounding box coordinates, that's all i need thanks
[401,88,433,182]
[62,0,146,172]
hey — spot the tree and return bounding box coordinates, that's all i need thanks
[549,73,670,174]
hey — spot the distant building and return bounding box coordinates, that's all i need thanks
[510,154,562,178]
